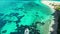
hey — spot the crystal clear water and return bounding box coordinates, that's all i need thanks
[0,0,54,34]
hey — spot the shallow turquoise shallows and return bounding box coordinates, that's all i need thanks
[0,0,54,34]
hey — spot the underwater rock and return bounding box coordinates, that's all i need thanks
[2,30,7,33]
[0,19,6,28]
[9,13,19,17]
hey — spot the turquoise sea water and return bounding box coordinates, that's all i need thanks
[0,0,54,34]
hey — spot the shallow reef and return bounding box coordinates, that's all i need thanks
[0,0,54,34]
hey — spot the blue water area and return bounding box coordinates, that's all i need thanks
[0,0,54,34]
